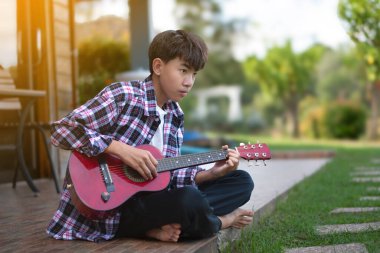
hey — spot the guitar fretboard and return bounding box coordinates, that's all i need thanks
[157,149,228,172]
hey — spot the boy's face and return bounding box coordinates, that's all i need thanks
[153,57,197,106]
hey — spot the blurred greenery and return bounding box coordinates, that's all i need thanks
[338,0,380,139]
[175,0,379,141]
[77,36,130,104]
[324,101,367,139]
[243,41,326,138]
[74,0,380,141]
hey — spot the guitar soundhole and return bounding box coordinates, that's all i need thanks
[123,166,147,183]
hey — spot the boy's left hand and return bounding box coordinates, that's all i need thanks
[210,145,240,178]
[195,145,240,185]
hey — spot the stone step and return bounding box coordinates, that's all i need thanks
[351,171,380,176]
[360,196,380,201]
[367,186,380,192]
[330,207,380,214]
[285,243,368,253]
[316,222,380,235]
[354,166,380,171]
[352,177,380,183]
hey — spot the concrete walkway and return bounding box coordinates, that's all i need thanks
[246,158,331,213]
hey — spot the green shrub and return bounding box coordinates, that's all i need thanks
[78,37,130,77]
[77,73,112,104]
[77,36,130,104]
[323,101,366,139]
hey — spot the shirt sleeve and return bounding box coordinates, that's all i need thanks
[169,166,205,189]
[50,83,126,157]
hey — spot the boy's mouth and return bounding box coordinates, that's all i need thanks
[179,90,188,96]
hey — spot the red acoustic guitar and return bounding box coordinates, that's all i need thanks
[67,143,271,219]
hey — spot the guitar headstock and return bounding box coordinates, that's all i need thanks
[236,142,271,161]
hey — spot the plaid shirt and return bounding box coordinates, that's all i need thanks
[46,77,204,242]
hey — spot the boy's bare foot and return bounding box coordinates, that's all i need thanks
[146,223,182,242]
[219,208,254,229]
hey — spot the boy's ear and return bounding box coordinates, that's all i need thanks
[152,58,163,76]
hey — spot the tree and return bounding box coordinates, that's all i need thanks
[338,0,380,139]
[174,0,248,88]
[316,46,366,102]
[243,41,326,137]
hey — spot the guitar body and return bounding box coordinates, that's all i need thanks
[67,145,171,219]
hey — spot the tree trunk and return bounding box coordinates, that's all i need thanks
[368,81,380,140]
[287,97,300,138]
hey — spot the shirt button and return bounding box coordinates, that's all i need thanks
[148,135,152,138]
[155,117,160,122]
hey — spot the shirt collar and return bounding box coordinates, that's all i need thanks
[143,75,184,119]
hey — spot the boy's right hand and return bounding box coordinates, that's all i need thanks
[104,140,158,180]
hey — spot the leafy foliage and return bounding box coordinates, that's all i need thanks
[77,36,130,103]
[175,0,248,89]
[78,36,130,77]
[338,0,380,81]
[243,41,327,137]
[324,101,367,139]
[195,52,246,89]
[338,0,380,139]
[315,46,366,102]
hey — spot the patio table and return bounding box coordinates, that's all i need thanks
[0,88,60,194]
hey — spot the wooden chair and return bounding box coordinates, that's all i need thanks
[0,69,60,193]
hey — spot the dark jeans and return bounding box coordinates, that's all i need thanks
[116,170,254,239]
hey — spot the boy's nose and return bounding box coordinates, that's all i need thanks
[184,75,195,87]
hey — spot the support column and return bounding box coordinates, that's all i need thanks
[128,0,152,70]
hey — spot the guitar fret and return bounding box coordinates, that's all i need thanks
[157,150,227,172]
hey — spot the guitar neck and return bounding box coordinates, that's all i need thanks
[157,149,228,173]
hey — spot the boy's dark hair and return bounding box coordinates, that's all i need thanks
[148,30,208,73]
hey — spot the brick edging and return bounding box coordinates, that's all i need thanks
[272,150,336,159]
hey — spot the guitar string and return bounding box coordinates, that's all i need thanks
[103,151,228,171]
[101,149,266,171]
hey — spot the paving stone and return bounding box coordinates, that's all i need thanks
[352,177,380,183]
[355,166,380,171]
[316,222,380,235]
[285,243,368,253]
[330,207,380,213]
[351,171,380,176]
[367,186,380,192]
[360,196,380,201]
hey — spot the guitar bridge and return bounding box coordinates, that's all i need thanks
[99,155,115,194]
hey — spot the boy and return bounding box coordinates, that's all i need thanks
[47,30,254,242]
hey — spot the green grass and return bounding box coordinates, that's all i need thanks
[219,138,380,253]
